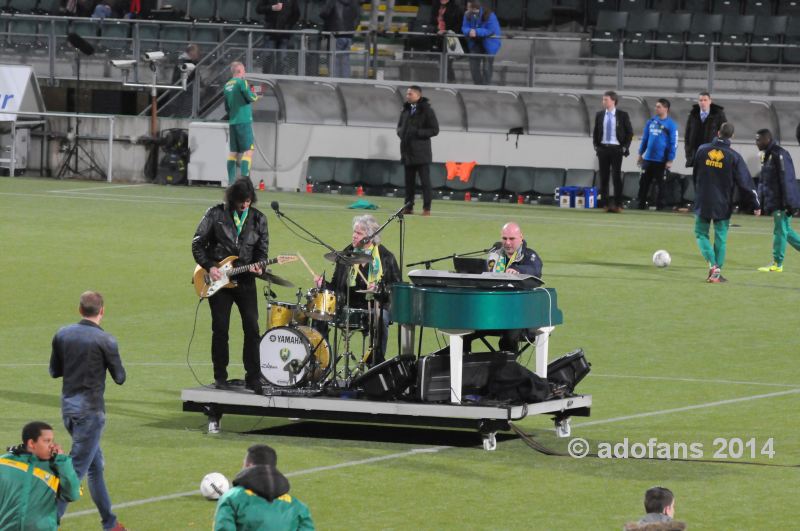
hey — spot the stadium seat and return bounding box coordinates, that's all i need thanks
[750,15,786,63]
[102,21,130,55]
[532,167,566,204]
[550,0,584,27]
[685,13,723,62]
[69,19,101,50]
[744,0,775,14]
[654,12,692,60]
[586,0,618,26]
[624,10,660,60]
[7,18,39,49]
[218,0,246,22]
[526,0,555,28]
[495,0,525,26]
[471,165,506,202]
[361,159,396,195]
[189,0,216,21]
[778,0,800,15]
[618,0,648,11]
[135,22,160,51]
[332,157,362,192]
[682,0,709,12]
[712,0,743,14]
[622,171,641,203]
[429,162,448,198]
[442,164,475,199]
[783,15,800,62]
[192,26,221,53]
[168,0,189,17]
[651,0,680,11]
[565,169,595,188]
[6,0,36,12]
[717,14,754,62]
[504,166,538,200]
[160,24,191,53]
[307,156,337,191]
[592,10,629,58]
[36,0,61,14]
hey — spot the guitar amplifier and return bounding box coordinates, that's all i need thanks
[547,349,591,392]
[353,355,416,400]
[416,351,518,402]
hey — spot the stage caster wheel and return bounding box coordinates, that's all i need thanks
[482,432,497,451]
[208,417,221,434]
[555,417,571,438]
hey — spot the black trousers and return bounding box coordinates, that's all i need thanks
[208,278,261,384]
[637,160,667,209]
[404,163,432,211]
[597,145,624,208]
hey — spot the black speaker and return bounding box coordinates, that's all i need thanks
[547,349,591,392]
[352,355,416,400]
[67,33,95,56]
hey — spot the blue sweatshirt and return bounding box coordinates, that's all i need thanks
[638,115,679,163]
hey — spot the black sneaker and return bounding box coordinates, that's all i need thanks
[214,379,230,390]
[245,378,263,394]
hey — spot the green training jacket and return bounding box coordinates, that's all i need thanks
[0,450,81,530]
[224,77,258,125]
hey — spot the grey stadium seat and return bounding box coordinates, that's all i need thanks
[495,0,525,26]
[782,15,800,63]
[750,15,786,63]
[717,14,754,63]
[624,10,660,60]
[307,156,337,191]
[565,169,596,188]
[655,13,692,61]
[592,11,629,58]
[744,0,775,14]
[527,0,555,28]
[587,0,618,26]
[712,0,743,14]
[685,14,723,62]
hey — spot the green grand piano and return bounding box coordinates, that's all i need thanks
[391,270,564,404]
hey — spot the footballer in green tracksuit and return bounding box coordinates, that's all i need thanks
[0,421,81,531]
[214,444,314,531]
[224,61,259,184]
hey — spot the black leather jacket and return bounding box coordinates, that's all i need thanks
[192,203,269,274]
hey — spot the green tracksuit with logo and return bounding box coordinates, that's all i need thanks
[0,450,81,530]
[224,77,258,182]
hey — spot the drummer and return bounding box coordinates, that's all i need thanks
[316,215,401,366]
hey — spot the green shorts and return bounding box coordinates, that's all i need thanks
[229,123,254,153]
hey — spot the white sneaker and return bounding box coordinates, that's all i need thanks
[208,419,220,434]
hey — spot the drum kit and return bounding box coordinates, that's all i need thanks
[258,250,383,391]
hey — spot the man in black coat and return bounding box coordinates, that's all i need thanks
[256,0,300,74]
[592,90,634,212]
[396,85,440,215]
[684,91,727,167]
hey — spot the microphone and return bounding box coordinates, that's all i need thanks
[270,201,282,217]
[359,233,374,247]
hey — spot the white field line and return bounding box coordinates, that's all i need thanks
[61,388,800,519]
[49,184,148,193]
[590,373,800,388]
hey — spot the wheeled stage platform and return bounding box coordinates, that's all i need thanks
[181,386,592,451]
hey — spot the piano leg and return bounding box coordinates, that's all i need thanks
[399,324,415,356]
[442,329,472,404]
[534,326,555,378]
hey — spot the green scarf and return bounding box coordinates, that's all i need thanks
[492,247,518,273]
[348,245,383,288]
[233,208,249,236]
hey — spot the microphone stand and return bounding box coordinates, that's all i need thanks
[359,201,412,278]
[406,248,489,270]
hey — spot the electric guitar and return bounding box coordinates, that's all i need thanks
[193,255,298,298]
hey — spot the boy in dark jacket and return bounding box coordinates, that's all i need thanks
[755,129,800,272]
[397,85,440,215]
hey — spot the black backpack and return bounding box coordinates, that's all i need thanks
[487,362,550,404]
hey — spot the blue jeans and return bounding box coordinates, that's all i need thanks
[58,412,118,529]
[334,37,352,78]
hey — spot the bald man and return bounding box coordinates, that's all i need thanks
[486,222,543,277]
[479,222,543,354]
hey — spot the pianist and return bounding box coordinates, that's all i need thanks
[486,222,543,278]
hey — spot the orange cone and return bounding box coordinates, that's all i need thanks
[356,185,364,197]
[464,191,471,202]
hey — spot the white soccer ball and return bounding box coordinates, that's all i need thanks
[652,250,671,268]
[200,472,230,500]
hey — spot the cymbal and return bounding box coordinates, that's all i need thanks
[355,289,377,294]
[324,250,371,266]
[260,271,294,287]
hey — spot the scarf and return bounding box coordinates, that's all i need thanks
[348,245,383,288]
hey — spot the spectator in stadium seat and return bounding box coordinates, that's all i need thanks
[592,90,634,213]
[431,0,464,82]
[397,85,440,216]
[256,0,300,74]
[684,92,727,168]
[636,98,678,210]
[214,444,314,531]
[320,0,361,78]
[692,123,759,283]
[623,486,687,530]
[462,0,501,85]
[755,128,800,273]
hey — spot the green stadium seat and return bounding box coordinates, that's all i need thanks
[307,156,337,192]
[565,169,595,188]
[504,166,537,200]
[472,165,506,202]
[532,167,566,204]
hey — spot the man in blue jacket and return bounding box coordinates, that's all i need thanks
[637,98,679,210]
[755,129,800,272]
[692,123,760,283]
[462,1,501,85]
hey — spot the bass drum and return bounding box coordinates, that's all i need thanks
[259,326,331,387]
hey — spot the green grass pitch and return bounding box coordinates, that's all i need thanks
[1,177,798,530]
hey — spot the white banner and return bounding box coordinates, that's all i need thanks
[0,65,36,121]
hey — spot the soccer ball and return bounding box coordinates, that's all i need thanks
[652,250,671,268]
[200,472,230,500]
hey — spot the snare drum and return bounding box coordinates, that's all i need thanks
[306,288,336,321]
[267,302,307,329]
[259,326,331,387]
[334,307,371,331]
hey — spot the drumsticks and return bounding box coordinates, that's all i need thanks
[296,252,317,279]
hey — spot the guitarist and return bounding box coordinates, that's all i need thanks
[192,178,269,393]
